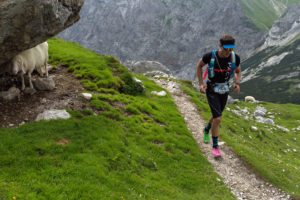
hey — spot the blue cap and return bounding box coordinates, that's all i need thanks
[223,44,235,49]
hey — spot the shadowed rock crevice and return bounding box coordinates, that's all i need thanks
[0,0,85,67]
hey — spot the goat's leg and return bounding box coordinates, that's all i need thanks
[45,61,48,77]
[20,73,25,90]
[36,66,44,77]
[28,72,33,89]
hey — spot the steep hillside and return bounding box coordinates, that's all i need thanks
[233,4,300,104]
[237,36,300,104]
[59,0,264,81]
[237,0,299,30]
[241,38,300,104]
[0,38,235,199]
[262,4,300,48]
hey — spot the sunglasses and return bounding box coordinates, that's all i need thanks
[224,48,234,52]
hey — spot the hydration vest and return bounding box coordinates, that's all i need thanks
[203,50,236,79]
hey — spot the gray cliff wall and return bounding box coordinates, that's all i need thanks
[59,0,265,80]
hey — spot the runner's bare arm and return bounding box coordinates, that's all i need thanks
[234,65,241,83]
[196,58,206,86]
[196,59,207,94]
[233,65,241,94]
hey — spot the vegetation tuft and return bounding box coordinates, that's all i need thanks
[49,38,143,96]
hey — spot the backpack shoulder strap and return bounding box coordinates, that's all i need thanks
[210,50,217,66]
[208,50,217,78]
[203,50,217,79]
[230,51,236,76]
[231,51,236,65]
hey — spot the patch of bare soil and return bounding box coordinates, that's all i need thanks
[0,67,88,128]
[56,138,69,146]
[154,78,292,200]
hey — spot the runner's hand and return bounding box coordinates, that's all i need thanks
[200,84,207,94]
[234,84,240,94]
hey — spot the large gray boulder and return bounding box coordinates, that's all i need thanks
[124,60,171,75]
[0,0,85,67]
[33,77,56,91]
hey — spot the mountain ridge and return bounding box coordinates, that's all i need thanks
[58,0,300,104]
[237,4,300,104]
[235,35,300,104]
[58,0,265,80]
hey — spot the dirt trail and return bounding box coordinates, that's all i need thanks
[154,78,291,200]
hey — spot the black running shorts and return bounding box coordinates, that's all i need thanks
[206,88,228,118]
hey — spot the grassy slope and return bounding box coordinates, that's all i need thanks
[180,81,300,198]
[237,0,300,30]
[0,38,235,200]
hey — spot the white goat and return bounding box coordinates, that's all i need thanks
[12,42,48,90]
[245,96,256,103]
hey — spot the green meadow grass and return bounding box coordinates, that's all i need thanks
[0,38,235,200]
[180,80,300,198]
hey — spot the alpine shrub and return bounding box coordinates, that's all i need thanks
[119,72,144,95]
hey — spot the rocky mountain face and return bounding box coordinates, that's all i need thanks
[59,0,265,80]
[0,0,85,69]
[262,5,300,48]
[234,4,300,104]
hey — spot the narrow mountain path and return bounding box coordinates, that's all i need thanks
[154,78,291,200]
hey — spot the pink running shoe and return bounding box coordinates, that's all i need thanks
[213,147,221,157]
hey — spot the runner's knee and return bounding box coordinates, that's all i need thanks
[213,116,222,124]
